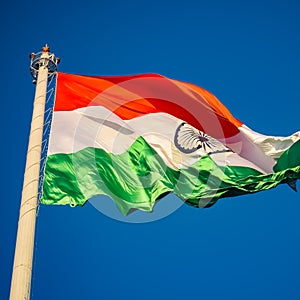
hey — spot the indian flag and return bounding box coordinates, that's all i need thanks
[41,72,300,215]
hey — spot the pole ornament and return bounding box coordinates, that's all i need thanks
[30,45,60,83]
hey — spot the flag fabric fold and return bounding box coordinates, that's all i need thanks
[41,72,300,215]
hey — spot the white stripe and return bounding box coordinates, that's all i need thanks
[49,107,184,169]
[220,125,300,173]
[48,106,279,173]
[239,124,300,159]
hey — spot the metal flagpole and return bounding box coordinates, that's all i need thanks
[10,45,59,300]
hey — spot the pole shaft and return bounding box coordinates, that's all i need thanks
[10,53,49,300]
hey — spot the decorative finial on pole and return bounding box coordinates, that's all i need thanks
[10,46,59,300]
[42,44,50,52]
[29,45,60,83]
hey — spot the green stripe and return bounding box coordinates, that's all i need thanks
[41,137,300,215]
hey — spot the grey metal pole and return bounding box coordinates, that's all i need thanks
[9,45,59,300]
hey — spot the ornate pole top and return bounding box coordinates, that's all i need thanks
[42,44,50,53]
[29,45,60,82]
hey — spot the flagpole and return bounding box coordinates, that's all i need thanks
[10,45,59,300]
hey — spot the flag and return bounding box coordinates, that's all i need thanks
[41,72,300,215]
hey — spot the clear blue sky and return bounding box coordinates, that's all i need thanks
[1,0,300,299]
